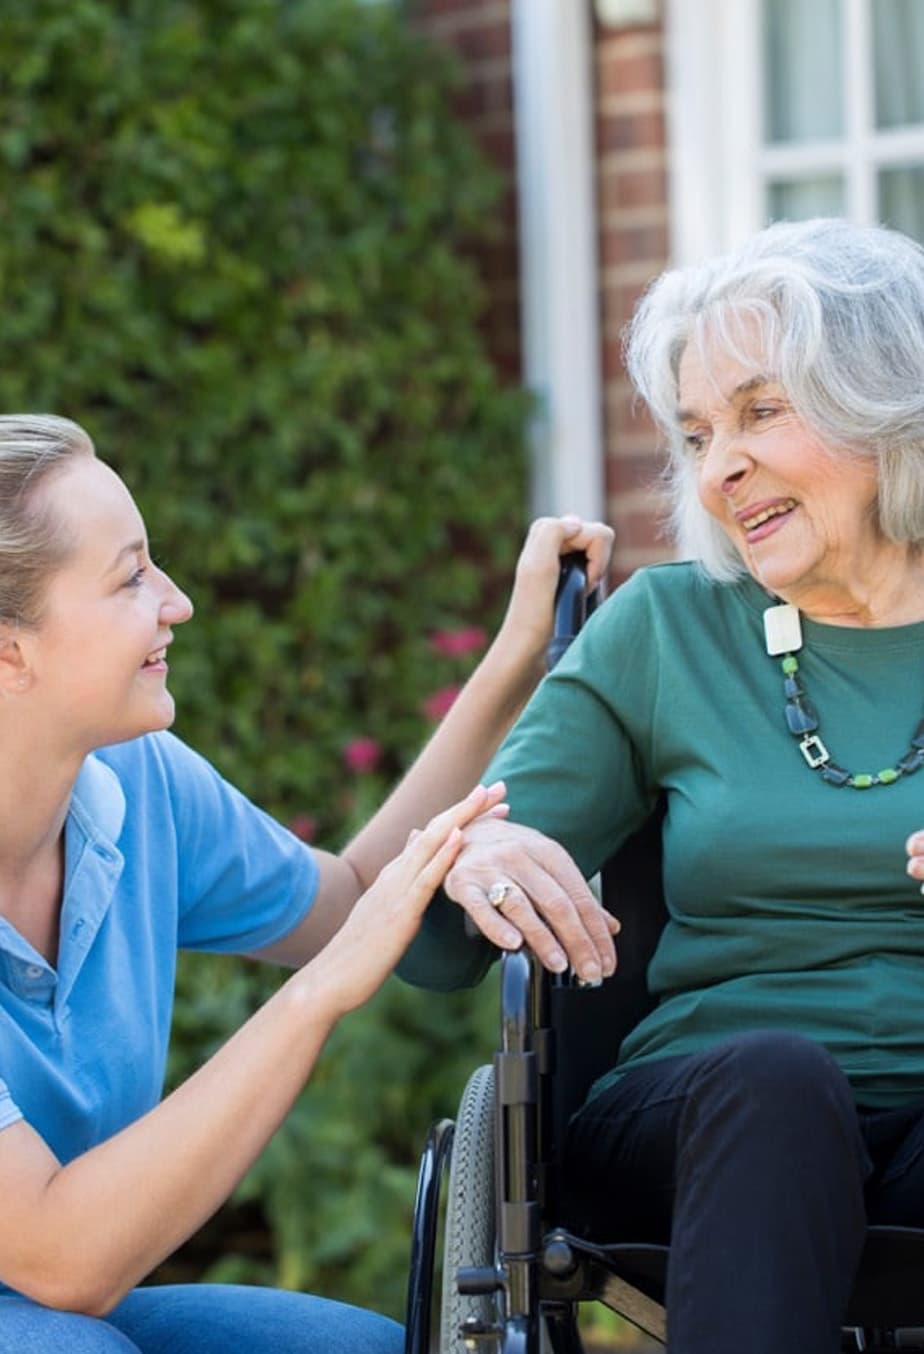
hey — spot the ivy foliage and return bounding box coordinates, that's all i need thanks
[0,0,526,1319]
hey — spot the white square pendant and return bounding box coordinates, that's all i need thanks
[763,603,803,656]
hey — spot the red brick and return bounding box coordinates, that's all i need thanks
[475,123,516,171]
[479,240,519,285]
[600,221,668,268]
[605,452,665,495]
[611,393,659,440]
[449,18,511,63]
[450,70,513,120]
[610,543,674,585]
[598,165,667,213]
[601,335,628,383]
[597,108,666,154]
[604,426,662,463]
[611,508,667,549]
[597,49,664,98]
[413,0,508,35]
[604,278,661,327]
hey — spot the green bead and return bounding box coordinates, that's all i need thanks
[850,774,874,789]
[877,768,899,784]
[781,655,799,675]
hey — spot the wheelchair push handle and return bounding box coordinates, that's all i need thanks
[545,551,598,673]
[460,553,599,945]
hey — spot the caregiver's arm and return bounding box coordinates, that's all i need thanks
[256,516,613,964]
[0,790,494,1316]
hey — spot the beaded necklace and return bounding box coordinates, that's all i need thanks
[763,602,924,789]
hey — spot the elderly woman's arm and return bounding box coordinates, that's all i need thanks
[398,566,664,990]
[254,515,614,965]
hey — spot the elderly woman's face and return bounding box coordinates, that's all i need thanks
[677,342,880,607]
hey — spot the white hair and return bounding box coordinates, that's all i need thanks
[625,218,924,580]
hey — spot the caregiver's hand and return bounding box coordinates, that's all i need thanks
[497,515,614,670]
[308,781,508,1014]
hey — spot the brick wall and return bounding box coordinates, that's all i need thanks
[412,1,672,580]
[594,15,671,581]
[412,0,521,383]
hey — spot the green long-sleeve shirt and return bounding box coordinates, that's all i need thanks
[400,562,924,1107]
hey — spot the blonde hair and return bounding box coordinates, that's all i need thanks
[0,415,95,625]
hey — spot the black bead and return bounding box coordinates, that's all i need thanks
[897,749,924,775]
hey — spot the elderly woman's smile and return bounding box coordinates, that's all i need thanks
[735,497,797,536]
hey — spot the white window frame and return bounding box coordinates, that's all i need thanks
[665,0,924,266]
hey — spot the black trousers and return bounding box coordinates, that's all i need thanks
[562,1030,924,1354]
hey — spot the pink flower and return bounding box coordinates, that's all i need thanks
[430,626,487,658]
[422,684,461,721]
[289,814,317,843]
[343,736,382,774]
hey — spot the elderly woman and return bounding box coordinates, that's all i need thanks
[402,217,924,1352]
[0,414,613,1354]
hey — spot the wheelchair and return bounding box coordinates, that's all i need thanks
[404,558,924,1354]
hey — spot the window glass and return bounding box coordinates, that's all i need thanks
[878,165,924,240]
[763,0,843,142]
[873,0,924,129]
[767,176,845,221]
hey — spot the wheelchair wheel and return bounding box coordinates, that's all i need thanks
[441,1063,496,1353]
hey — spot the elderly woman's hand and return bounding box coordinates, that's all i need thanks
[906,830,924,888]
[498,515,614,669]
[444,816,620,984]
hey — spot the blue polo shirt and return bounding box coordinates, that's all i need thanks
[0,731,318,1167]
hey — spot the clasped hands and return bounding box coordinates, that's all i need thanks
[444,816,620,986]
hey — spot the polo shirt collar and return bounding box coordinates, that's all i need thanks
[0,753,127,1010]
[69,750,127,849]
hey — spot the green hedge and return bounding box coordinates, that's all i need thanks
[0,0,525,1318]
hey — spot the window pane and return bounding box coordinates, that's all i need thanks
[878,166,924,242]
[762,0,842,142]
[873,0,924,129]
[767,176,845,221]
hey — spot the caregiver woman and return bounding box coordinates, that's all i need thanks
[0,414,614,1354]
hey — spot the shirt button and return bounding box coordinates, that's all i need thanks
[24,965,44,980]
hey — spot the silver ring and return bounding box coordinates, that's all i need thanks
[487,880,513,908]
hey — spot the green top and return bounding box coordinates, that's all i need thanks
[399,562,924,1108]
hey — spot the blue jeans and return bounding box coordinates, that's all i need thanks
[0,1283,404,1353]
[564,1030,924,1354]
